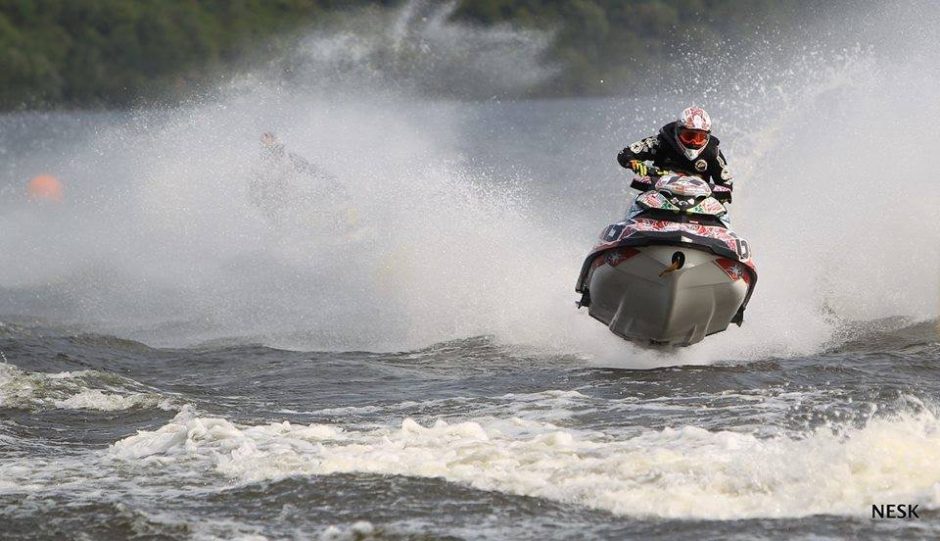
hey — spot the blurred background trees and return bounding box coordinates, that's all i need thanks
[453,0,809,95]
[0,0,810,109]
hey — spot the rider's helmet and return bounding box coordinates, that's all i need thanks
[675,107,711,160]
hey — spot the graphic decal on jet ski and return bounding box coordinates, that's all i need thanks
[636,192,680,211]
[605,247,640,267]
[686,197,726,216]
[620,218,754,264]
[712,184,732,198]
[714,258,752,285]
[655,176,711,197]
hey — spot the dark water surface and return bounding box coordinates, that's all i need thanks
[2,319,938,540]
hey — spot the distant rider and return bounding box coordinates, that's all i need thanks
[617,107,733,186]
[257,131,337,182]
[249,131,357,232]
[248,131,339,221]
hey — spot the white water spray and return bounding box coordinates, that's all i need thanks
[0,2,936,365]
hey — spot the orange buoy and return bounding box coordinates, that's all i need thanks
[27,175,64,202]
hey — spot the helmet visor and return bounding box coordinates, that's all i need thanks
[678,128,709,149]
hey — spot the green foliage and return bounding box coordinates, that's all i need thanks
[0,0,356,108]
[0,0,811,108]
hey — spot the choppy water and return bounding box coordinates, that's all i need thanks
[1,319,939,540]
[3,2,940,539]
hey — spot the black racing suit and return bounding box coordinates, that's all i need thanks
[617,121,733,186]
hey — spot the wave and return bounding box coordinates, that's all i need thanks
[105,402,940,520]
[0,364,175,412]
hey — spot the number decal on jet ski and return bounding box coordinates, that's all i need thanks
[735,238,751,260]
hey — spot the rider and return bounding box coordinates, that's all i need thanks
[249,131,358,233]
[617,107,733,186]
[249,131,342,221]
[258,131,334,180]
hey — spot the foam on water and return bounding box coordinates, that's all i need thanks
[0,364,175,412]
[96,402,940,520]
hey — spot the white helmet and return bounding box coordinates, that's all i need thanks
[675,107,712,160]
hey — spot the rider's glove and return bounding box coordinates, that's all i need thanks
[628,160,649,176]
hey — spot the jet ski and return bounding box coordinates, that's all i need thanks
[575,171,757,346]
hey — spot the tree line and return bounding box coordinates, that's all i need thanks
[0,0,814,109]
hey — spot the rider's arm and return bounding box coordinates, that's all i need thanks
[617,135,660,170]
[712,149,734,186]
